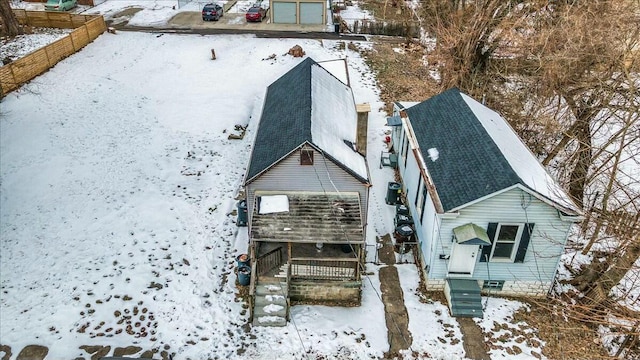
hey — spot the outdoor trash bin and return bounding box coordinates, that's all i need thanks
[395,213,414,227]
[386,182,401,205]
[394,224,414,254]
[236,253,250,267]
[237,199,247,226]
[238,265,251,286]
[396,204,409,216]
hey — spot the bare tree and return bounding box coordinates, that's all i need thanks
[418,1,640,356]
[0,0,22,37]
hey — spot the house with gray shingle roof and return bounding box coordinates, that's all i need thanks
[387,88,581,317]
[243,58,371,327]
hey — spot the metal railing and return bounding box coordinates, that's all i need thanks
[256,246,283,276]
[289,257,359,280]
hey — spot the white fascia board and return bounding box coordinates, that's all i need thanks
[559,213,584,222]
[401,115,445,214]
[438,212,460,220]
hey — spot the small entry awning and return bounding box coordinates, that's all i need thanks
[453,223,491,245]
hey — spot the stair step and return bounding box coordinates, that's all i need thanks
[253,315,287,327]
[447,279,481,292]
[451,304,483,313]
[255,294,287,308]
[450,292,482,300]
[445,278,483,319]
[451,299,482,307]
[451,307,483,318]
[255,283,288,296]
[254,302,287,318]
[252,278,290,327]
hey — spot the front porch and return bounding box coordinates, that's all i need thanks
[256,241,360,278]
[248,192,365,326]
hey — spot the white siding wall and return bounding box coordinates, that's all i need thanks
[246,148,369,238]
[391,103,573,297]
[430,188,572,285]
[394,127,440,272]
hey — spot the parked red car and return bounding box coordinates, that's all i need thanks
[245,6,267,22]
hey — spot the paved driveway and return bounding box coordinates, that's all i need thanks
[169,12,327,32]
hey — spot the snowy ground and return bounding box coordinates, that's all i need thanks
[1,1,548,359]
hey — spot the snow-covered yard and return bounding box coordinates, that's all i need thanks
[0,2,551,359]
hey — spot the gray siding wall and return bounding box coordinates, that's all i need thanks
[429,187,573,284]
[246,148,369,239]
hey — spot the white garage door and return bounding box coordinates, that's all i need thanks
[273,2,297,24]
[299,2,323,24]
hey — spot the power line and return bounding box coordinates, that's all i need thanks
[312,148,415,353]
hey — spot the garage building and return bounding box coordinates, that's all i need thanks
[269,0,327,25]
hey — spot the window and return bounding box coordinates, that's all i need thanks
[415,176,422,207]
[482,280,505,290]
[491,224,522,260]
[480,222,535,263]
[300,148,313,165]
[402,135,409,167]
[415,177,426,224]
[419,184,427,224]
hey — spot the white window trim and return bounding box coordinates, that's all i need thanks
[416,182,425,221]
[489,223,524,263]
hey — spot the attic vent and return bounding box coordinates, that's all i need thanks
[301,147,314,165]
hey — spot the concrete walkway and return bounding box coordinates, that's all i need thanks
[377,234,413,358]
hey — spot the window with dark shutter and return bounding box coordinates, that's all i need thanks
[300,149,314,165]
[514,223,535,263]
[479,223,497,262]
[492,224,520,260]
[481,222,535,263]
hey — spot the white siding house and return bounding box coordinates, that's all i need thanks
[388,89,581,317]
[243,58,371,326]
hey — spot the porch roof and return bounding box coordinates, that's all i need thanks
[250,192,363,244]
[453,223,491,245]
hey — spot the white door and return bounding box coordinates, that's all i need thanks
[273,2,297,24]
[448,243,478,275]
[300,2,323,24]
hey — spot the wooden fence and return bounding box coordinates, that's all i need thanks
[0,11,107,97]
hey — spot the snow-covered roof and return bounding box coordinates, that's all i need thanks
[310,64,368,180]
[246,58,368,184]
[404,88,579,214]
[460,93,580,213]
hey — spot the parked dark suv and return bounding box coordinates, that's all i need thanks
[202,3,223,21]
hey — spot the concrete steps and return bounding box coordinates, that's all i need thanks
[252,278,289,327]
[445,279,483,318]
